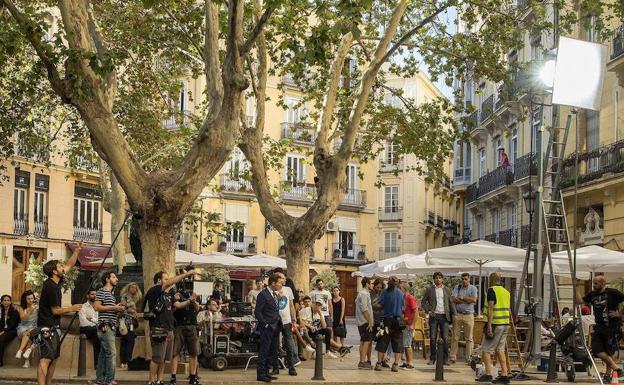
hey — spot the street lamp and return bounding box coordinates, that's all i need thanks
[523,190,536,215]
[444,223,457,245]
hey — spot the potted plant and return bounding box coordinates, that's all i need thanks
[218,241,227,252]
[248,243,257,253]
[357,250,366,260]
[332,249,341,259]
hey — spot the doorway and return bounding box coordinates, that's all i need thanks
[335,270,357,317]
[12,247,44,300]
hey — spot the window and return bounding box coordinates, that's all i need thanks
[509,125,518,165]
[246,96,257,127]
[532,107,542,154]
[34,191,47,223]
[14,188,27,220]
[177,231,186,250]
[179,80,188,112]
[73,182,102,231]
[346,164,357,191]
[477,215,484,240]
[285,155,306,185]
[225,224,245,244]
[338,231,355,258]
[492,208,500,235]
[586,110,600,172]
[493,136,502,168]
[479,148,486,177]
[384,186,399,212]
[464,81,473,107]
[226,148,248,178]
[455,141,472,179]
[384,232,398,252]
[385,141,398,165]
[506,203,517,229]
[285,97,306,123]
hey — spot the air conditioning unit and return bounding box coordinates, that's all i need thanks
[326,220,338,232]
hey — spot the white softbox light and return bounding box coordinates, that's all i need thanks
[551,36,607,111]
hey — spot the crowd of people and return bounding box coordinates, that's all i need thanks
[2,251,624,385]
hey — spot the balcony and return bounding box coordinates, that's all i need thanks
[379,159,403,173]
[484,233,498,243]
[379,247,401,260]
[480,95,494,125]
[466,182,479,204]
[13,213,28,236]
[218,236,258,255]
[219,174,254,200]
[378,207,403,222]
[513,152,537,182]
[34,217,48,238]
[280,181,317,205]
[468,111,485,143]
[73,222,103,243]
[339,189,367,211]
[331,243,367,264]
[427,210,435,226]
[498,228,518,247]
[608,25,624,86]
[559,139,624,189]
[436,215,444,230]
[281,122,316,145]
[162,110,191,130]
[477,164,514,197]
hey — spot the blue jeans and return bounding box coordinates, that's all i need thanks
[96,327,116,383]
[429,314,449,362]
[281,324,299,367]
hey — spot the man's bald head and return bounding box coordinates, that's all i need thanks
[593,274,607,292]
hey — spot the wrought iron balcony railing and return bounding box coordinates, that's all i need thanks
[73,222,103,243]
[34,216,48,238]
[378,207,403,222]
[331,243,366,261]
[477,164,514,196]
[513,152,537,181]
[14,212,28,236]
[559,139,624,189]
[281,122,316,144]
[218,235,258,254]
[219,174,253,194]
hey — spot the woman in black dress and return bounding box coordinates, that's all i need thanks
[0,294,19,367]
[331,287,346,346]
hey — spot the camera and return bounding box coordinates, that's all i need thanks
[176,264,195,301]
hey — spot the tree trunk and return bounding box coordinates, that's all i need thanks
[108,172,127,272]
[284,239,311,293]
[137,222,178,293]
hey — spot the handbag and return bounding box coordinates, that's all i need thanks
[119,317,128,336]
[334,325,347,338]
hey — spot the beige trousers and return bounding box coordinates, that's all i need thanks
[450,313,475,361]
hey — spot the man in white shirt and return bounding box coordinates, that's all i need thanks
[309,278,333,354]
[247,278,264,310]
[273,272,299,376]
[355,277,374,369]
[78,289,100,368]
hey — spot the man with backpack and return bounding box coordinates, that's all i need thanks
[142,270,196,385]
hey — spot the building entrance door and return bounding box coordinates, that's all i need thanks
[12,247,44,300]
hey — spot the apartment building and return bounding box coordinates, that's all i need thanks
[558,20,624,254]
[0,155,112,299]
[377,75,463,261]
[454,3,557,248]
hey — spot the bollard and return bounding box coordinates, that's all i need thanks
[434,338,446,382]
[545,342,559,383]
[77,333,87,377]
[312,333,325,381]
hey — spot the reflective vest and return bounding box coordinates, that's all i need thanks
[483,285,511,325]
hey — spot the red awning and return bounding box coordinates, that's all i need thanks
[66,244,113,272]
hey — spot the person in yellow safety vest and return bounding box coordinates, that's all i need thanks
[477,272,512,384]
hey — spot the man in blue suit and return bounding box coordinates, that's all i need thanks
[254,273,283,382]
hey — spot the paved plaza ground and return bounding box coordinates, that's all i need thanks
[0,319,606,384]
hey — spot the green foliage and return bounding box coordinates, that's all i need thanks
[411,274,460,298]
[310,268,339,292]
[24,260,79,295]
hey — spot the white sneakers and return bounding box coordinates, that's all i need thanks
[23,347,33,359]
[23,360,30,368]
[305,345,315,353]
[15,350,23,359]
[326,351,339,359]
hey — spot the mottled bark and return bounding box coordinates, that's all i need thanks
[100,161,127,272]
[137,222,177,293]
[284,240,310,293]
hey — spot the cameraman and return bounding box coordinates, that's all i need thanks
[170,291,202,385]
[143,270,196,385]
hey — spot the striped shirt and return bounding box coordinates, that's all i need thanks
[95,287,118,326]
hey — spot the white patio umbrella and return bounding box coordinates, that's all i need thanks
[246,254,287,269]
[551,245,624,273]
[425,240,528,314]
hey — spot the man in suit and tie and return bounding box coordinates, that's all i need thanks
[254,273,283,382]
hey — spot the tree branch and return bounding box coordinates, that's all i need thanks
[1,0,71,102]
[204,0,224,114]
[380,5,449,65]
[315,32,354,156]
[239,0,291,235]
[163,7,204,63]
[239,6,275,55]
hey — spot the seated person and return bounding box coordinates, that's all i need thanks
[305,299,349,358]
[294,296,315,354]
[197,298,222,330]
